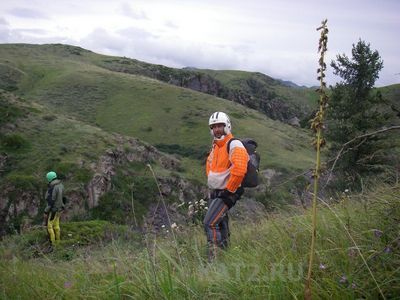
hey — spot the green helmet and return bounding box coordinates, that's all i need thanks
[46,171,57,182]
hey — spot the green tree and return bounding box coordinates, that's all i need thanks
[327,40,395,189]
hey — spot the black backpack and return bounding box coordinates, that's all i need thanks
[46,185,55,207]
[227,138,260,187]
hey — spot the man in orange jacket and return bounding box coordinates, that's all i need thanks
[204,112,249,261]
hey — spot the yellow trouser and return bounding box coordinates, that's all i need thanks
[47,211,61,245]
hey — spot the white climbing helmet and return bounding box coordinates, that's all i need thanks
[208,112,231,135]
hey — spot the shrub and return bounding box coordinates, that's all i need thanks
[5,174,40,190]
[42,115,56,121]
[74,167,93,183]
[142,126,152,132]
[0,98,24,125]
[1,134,30,151]
[92,172,158,225]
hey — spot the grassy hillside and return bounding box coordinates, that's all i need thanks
[82,47,321,121]
[0,43,319,237]
[0,91,109,184]
[0,43,316,175]
[0,90,193,234]
[0,184,398,299]
[0,90,171,188]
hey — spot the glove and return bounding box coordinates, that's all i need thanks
[236,186,244,198]
[219,189,238,209]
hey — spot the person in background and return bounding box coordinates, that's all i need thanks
[43,171,64,246]
[203,112,248,261]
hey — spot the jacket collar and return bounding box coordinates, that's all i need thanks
[49,179,61,186]
[214,133,233,147]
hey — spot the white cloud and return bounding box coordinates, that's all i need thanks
[7,7,49,19]
[119,3,148,20]
[0,18,12,42]
[0,17,8,25]
[0,0,399,87]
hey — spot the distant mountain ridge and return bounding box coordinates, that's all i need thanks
[1,44,398,126]
[95,52,319,123]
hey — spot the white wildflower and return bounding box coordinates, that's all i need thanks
[188,204,195,217]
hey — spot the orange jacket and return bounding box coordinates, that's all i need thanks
[206,134,249,192]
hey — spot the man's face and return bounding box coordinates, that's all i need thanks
[210,123,225,138]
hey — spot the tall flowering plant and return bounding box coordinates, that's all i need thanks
[305,19,329,300]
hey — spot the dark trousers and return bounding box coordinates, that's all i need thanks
[203,197,231,251]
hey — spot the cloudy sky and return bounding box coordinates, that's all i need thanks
[0,0,399,87]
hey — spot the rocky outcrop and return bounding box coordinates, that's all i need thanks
[86,134,181,209]
[168,73,303,122]
[0,133,204,236]
[288,117,301,127]
[0,185,42,236]
[185,75,221,94]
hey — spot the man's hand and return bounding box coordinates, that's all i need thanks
[219,189,237,208]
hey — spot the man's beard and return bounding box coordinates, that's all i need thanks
[213,134,225,140]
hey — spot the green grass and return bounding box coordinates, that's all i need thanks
[0,43,317,177]
[0,91,190,233]
[95,78,315,173]
[0,91,111,188]
[1,44,398,293]
[0,220,138,260]
[2,43,397,179]
[0,184,398,299]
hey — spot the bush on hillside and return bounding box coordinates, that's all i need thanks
[5,174,41,190]
[0,220,138,260]
[1,134,30,151]
[42,115,56,121]
[92,172,158,225]
[0,97,20,125]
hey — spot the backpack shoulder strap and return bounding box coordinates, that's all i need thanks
[227,138,238,153]
[46,185,55,207]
